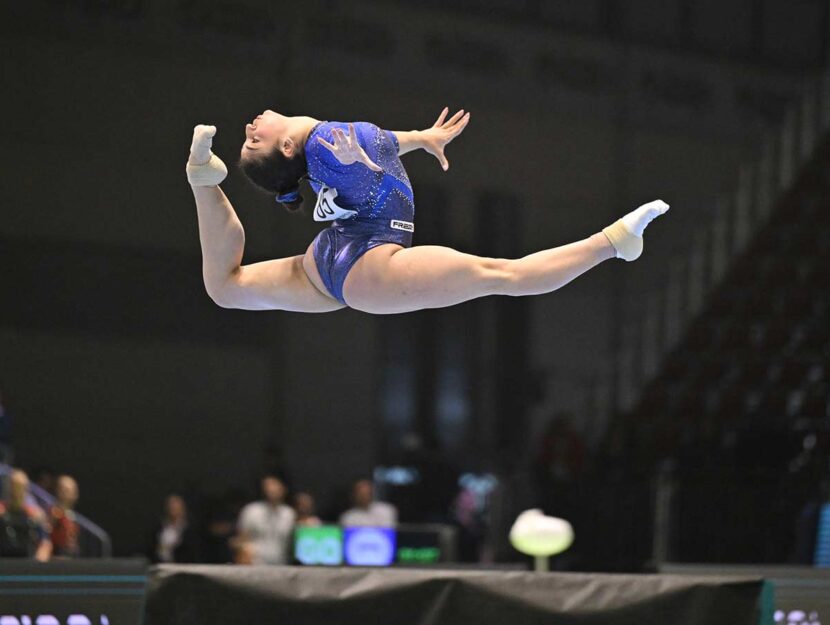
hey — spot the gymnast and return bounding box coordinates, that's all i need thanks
[185,108,669,314]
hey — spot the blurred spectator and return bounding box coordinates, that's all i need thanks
[0,389,12,465]
[293,491,322,527]
[235,475,295,564]
[339,478,397,527]
[0,469,51,561]
[149,494,202,563]
[451,486,485,562]
[49,474,80,558]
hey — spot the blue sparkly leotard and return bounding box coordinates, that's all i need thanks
[305,121,415,305]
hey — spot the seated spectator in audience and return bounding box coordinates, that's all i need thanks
[149,494,202,563]
[293,491,322,527]
[235,475,295,564]
[49,474,80,558]
[339,478,398,527]
[0,469,51,561]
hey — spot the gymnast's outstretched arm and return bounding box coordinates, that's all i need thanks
[392,107,470,171]
[186,125,343,312]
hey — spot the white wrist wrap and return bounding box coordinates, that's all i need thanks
[186,153,228,187]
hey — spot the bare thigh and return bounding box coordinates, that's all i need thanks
[340,234,612,314]
[342,244,507,314]
[228,248,344,312]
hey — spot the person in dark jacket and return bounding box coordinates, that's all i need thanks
[148,494,201,563]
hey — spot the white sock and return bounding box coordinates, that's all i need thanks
[621,199,670,237]
[602,199,670,261]
[189,124,216,165]
[186,124,228,186]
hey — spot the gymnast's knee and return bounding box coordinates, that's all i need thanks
[204,281,238,309]
[203,269,246,309]
[476,257,514,294]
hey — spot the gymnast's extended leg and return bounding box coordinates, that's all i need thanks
[343,201,668,314]
[187,125,344,312]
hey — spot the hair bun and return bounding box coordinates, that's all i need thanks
[238,147,308,213]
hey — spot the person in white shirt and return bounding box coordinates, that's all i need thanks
[339,478,397,528]
[236,475,295,565]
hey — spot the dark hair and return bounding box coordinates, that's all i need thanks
[238,146,308,212]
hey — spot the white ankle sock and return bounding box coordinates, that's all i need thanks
[186,124,228,187]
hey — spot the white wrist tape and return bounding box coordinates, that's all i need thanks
[186,153,228,187]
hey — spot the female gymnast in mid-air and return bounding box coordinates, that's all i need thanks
[185,108,668,314]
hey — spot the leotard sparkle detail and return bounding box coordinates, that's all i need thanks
[306,121,415,304]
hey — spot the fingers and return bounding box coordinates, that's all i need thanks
[432,107,470,129]
[438,150,449,171]
[322,128,350,156]
[444,108,465,127]
[433,106,449,128]
[333,127,350,148]
[317,136,337,153]
[319,127,381,172]
[448,112,470,138]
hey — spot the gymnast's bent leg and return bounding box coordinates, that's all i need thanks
[187,125,345,312]
[342,200,669,314]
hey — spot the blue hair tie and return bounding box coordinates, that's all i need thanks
[276,189,300,203]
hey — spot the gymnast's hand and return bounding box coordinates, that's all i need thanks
[316,124,383,172]
[186,124,228,187]
[420,107,470,171]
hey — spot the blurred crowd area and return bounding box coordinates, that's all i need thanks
[0,467,80,561]
[1,377,829,568]
[0,454,491,566]
[0,463,405,565]
[3,413,826,569]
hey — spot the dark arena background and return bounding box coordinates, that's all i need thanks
[1,0,830,623]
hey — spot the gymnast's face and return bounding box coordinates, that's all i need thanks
[240,109,295,160]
